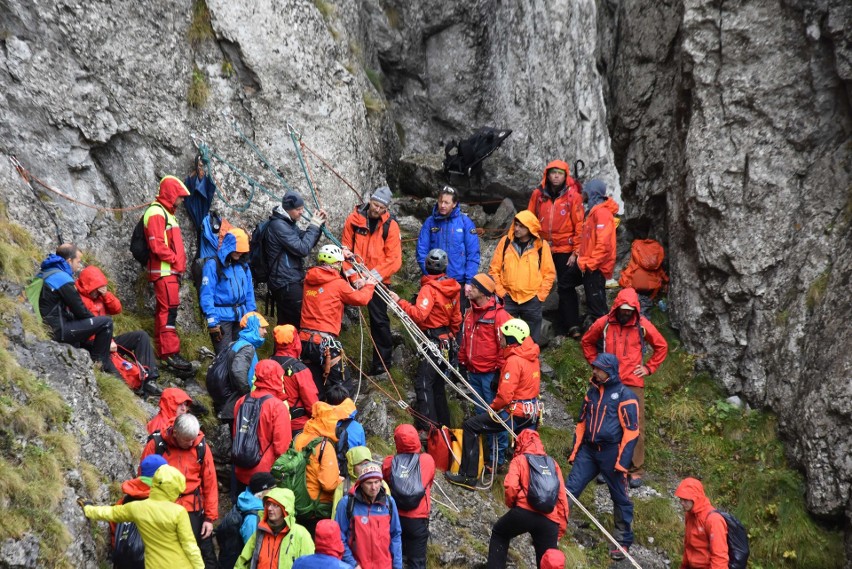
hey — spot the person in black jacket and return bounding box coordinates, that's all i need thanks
[265,192,327,326]
[36,243,118,374]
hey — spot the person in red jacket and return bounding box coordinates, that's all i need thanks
[300,244,375,399]
[75,265,162,395]
[487,429,569,568]
[381,424,436,569]
[540,549,567,569]
[271,324,319,437]
[528,160,585,335]
[140,413,218,567]
[563,178,619,337]
[581,287,668,488]
[458,273,512,469]
[147,387,192,434]
[446,319,541,489]
[341,186,402,375]
[389,248,461,431]
[232,359,292,491]
[675,478,730,569]
[144,176,193,374]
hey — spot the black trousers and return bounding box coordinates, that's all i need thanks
[368,293,394,370]
[114,330,159,378]
[459,412,536,478]
[188,510,220,569]
[400,516,429,569]
[552,252,573,334]
[563,265,608,329]
[273,283,304,327]
[502,296,543,345]
[413,353,450,431]
[486,507,559,568]
[209,321,238,356]
[301,340,354,400]
[60,316,116,372]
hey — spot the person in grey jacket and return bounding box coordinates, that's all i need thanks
[266,192,327,326]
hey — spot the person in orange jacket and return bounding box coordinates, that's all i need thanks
[528,160,585,335]
[446,319,541,489]
[144,176,193,374]
[389,248,461,431]
[488,210,556,344]
[487,429,569,568]
[341,186,402,375]
[300,244,376,399]
[581,287,668,488]
[675,478,730,569]
[140,413,218,567]
[563,178,619,338]
[270,324,319,437]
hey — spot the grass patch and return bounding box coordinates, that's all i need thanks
[312,0,335,20]
[187,0,214,45]
[805,269,830,310]
[363,92,385,114]
[384,5,400,28]
[188,66,210,108]
[364,67,384,92]
[221,58,234,77]
[367,434,395,458]
[95,371,148,459]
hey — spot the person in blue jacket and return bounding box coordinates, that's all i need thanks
[566,353,639,561]
[416,185,480,313]
[184,154,217,246]
[199,228,256,354]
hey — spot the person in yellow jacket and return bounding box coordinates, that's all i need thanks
[80,464,203,569]
[236,487,314,569]
[489,209,556,344]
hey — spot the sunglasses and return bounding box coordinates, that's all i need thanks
[441,185,457,195]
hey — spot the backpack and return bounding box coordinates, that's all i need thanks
[426,425,453,472]
[24,269,61,323]
[110,348,146,391]
[524,454,560,513]
[248,218,286,285]
[500,237,543,271]
[232,395,273,469]
[206,343,240,413]
[619,239,669,298]
[711,510,750,569]
[443,127,512,179]
[129,204,167,267]
[388,453,426,511]
[271,437,330,518]
[215,505,251,569]
[148,431,207,464]
[112,520,145,569]
[335,418,353,477]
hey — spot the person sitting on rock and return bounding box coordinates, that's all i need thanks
[147,387,193,434]
[75,264,162,395]
[270,324,319,438]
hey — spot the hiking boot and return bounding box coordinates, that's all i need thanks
[568,326,582,339]
[629,476,643,489]
[484,462,508,476]
[444,472,478,490]
[609,546,628,561]
[141,380,163,396]
[163,354,193,372]
[596,473,606,485]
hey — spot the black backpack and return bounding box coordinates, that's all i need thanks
[388,453,426,511]
[525,454,560,513]
[443,127,512,179]
[232,395,273,468]
[206,344,239,413]
[215,505,251,569]
[129,204,166,267]
[711,510,750,569]
[112,520,145,569]
[335,418,353,477]
[249,218,286,284]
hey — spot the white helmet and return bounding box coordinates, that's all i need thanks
[317,244,344,265]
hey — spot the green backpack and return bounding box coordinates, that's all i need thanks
[25,269,61,323]
[271,437,331,519]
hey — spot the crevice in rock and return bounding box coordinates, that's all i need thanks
[217,38,261,94]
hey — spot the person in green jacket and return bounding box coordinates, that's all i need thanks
[81,464,203,569]
[236,487,314,568]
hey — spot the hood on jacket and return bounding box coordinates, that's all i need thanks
[430,202,460,221]
[505,335,541,362]
[273,325,302,358]
[583,179,607,212]
[334,398,358,422]
[236,487,264,514]
[39,254,73,278]
[238,313,267,349]
[229,228,250,254]
[262,487,297,531]
[674,477,714,516]
[253,359,285,394]
[609,288,641,324]
[509,210,542,241]
[305,265,342,287]
[591,353,621,386]
[420,274,462,297]
[304,401,343,439]
[393,424,422,454]
[156,176,190,212]
[216,231,237,265]
[539,159,571,192]
[156,387,192,422]
[346,446,373,479]
[314,519,345,558]
[121,477,153,500]
[514,428,546,456]
[75,266,109,297]
[540,549,566,569]
[149,464,186,502]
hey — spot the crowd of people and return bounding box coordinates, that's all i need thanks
[35,159,735,567]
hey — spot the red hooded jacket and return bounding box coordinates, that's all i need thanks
[300,266,374,336]
[314,519,345,558]
[232,359,293,485]
[581,287,669,388]
[341,204,402,282]
[540,549,566,569]
[458,296,512,373]
[577,198,618,278]
[397,274,462,335]
[675,478,729,569]
[492,337,541,416]
[527,160,584,254]
[76,266,122,316]
[144,176,189,281]
[272,333,319,434]
[147,388,193,434]
[504,430,570,538]
[381,424,436,519]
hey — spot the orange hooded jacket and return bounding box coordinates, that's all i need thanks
[397,274,462,334]
[504,430,570,538]
[147,388,193,434]
[293,401,345,505]
[577,181,618,278]
[492,336,541,416]
[144,176,190,281]
[527,160,584,254]
[675,478,730,569]
[489,210,556,304]
[300,266,374,336]
[341,204,402,282]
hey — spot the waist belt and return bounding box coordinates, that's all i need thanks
[425,326,452,340]
[299,329,336,344]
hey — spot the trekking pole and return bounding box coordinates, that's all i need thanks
[565,489,643,569]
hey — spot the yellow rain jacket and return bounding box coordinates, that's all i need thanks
[489,209,556,303]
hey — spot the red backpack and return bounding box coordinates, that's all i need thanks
[618,239,669,298]
[110,346,147,391]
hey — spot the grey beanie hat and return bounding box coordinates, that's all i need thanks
[370,186,393,206]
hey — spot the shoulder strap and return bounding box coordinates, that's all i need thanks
[148,431,167,456]
[381,215,396,241]
[196,436,207,464]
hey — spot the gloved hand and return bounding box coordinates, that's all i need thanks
[77,497,93,509]
[208,326,223,343]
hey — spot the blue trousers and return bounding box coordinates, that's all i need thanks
[468,371,508,464]
[566,443,634,547]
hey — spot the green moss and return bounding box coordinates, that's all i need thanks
[805,269,830,310]
[363,92,385,114]
[364,67,384,92]
[312,0,335,20]
[383,5,400,29]
[188,66,210,108]
[187,0,214,45]
[95,371,148,459]
[394,121,406,147]
[221,58,234,77]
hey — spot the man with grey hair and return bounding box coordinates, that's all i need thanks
[141,413,219,568]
